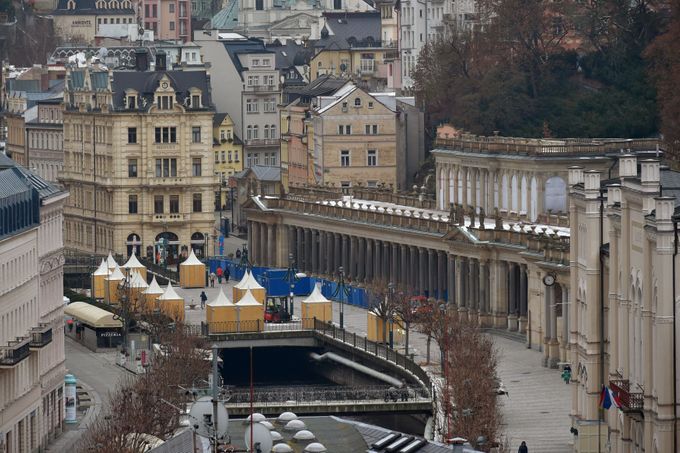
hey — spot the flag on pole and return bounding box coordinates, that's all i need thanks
[599,385,620,410]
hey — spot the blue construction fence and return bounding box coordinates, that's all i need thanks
[208,258,370,309]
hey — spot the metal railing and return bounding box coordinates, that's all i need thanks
[610,379,643,412]
[0,337,31,367]
[226,384,429,406]
[198,318,432,393]
[29,325,53,349]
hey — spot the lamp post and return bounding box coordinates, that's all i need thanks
[283,253,302,318]
[332,266,351,329]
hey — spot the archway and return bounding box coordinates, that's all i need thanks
[545,176,567,213]
[155,231,179,266]
[126,233,142,257]
[191,232,206,258]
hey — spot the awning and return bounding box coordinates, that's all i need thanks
[64,302,122,328]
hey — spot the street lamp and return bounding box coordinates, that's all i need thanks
[283,253,304,318]
[332,266,351,329]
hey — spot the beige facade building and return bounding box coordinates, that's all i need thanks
[25,99,65,183]
[569,155,680,452]
[60,52,218,262]
[0,155,68,453]
[52,0,137,45]
[311,82,397,190]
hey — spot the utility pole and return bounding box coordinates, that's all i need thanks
[212,343,219,453]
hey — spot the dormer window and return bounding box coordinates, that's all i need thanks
[127,95,136,109]
[109,0,120,8]
[188,87,202,108]
[354,97,361,107]
[96,0,106,7]
[67,0,76,9]
[122,0,132,7]
[157,95,173,109]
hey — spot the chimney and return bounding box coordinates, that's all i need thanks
[584,170,601,199]
[156,50,167,71]
[654,196,675,222]
[640,159,660,185]
[568,166,584,186]
[134,48,149,71]
[618,153,637,178]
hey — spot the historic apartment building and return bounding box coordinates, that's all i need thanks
[0,154,68,453]
[25,99,65,183]
[141,0,192,42]
[196,33,281,169]
[59,51,217,262]
[309,82,423,191]
[212,113,243,208]
[52,0,137,45]
[569,156,680,452]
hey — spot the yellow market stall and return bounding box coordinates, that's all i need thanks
[367,309,404,344]
[233,270,266,303]
[106,252,118,271]
[143,276,164,312]
[179,249,206,289]
[105,265,125,305]
[129,271,149,312]
[235,289,264,332]
[206,287,236,333]
[92,259,109,300]
[301,283,332,325]
[123,252,147,280]
[157,282,185,322]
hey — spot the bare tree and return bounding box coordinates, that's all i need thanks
[78,326,211,452]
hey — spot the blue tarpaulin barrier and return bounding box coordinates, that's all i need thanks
[208,258,370,308]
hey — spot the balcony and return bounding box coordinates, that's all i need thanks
[29,325,53,350]
[609,379,643,413]
[0,337,31,368]
[248,84,278,93]
[245,139,279,148]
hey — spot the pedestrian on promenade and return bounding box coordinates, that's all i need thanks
[216,266,223,284]
[200,291,207,309]
[224,266,230,282]
[235,249,242,259]
[209,272,216,287]
[518,441,528,453]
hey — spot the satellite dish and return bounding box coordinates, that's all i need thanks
[188,396,229,440]
[244,423,273,453]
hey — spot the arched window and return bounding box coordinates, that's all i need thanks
[270,124,276,138]
[263,125,270,139]
[354,97,361,107]
[545,176,567,213]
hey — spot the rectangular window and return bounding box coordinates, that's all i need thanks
[234,150,239,162]
[340,150,350,167]
[128,159,138,177]
[246,99,258,113]
[127,96,136,109]
[154,195,164,214]
[264,98,276,112]
[262,58,270,66]
[155,158,178,177]
[252,59,260,66]
[169,21,175,31]
[152,4,157,17]
[270,153,277,166]
[169,2,175,12]
[367,149,377,166]
[214,152,219,163]
[227,151,232,162]
[367,180,378,188]
[221,151,226,162]
[128,127,137,143]
[128,195,138,214]
[192,157,202,177]
[192,126,201,143]
[154,127,177,143]
[193,193,202,212]
[169,195,179,213]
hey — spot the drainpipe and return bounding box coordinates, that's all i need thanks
[673,217,678,453]
[598,188,606,452]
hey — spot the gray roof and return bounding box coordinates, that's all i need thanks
[53,0,134,15]
[221,38,274,78]
[206,0,240,30]
[0,154,64,201]
[235,165,281,182]
[315,11,382,50]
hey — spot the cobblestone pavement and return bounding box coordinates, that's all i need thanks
[180,283,572,452]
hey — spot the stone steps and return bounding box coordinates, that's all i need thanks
[484,328,527,344]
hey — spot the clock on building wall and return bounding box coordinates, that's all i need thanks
[543,272,556,287]
[161,81,169,89]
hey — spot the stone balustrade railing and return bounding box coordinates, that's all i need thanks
[352,188,437,210]
[434,135,663,156]
[266,197,570,266]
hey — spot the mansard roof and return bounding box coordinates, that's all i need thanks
[53,0,135,16]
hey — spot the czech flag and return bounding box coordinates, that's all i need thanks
[599,386,620,410]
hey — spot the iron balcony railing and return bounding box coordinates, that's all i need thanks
[610,379,643,412]
[0,337,31,368]
[29,325,53,349]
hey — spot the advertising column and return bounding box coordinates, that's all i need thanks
[64,374,77,424]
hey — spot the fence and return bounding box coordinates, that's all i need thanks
[206,318,316,334]
[207,259,371,308]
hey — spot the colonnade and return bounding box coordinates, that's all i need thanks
[247,221,533,332]
[436,163,564,221]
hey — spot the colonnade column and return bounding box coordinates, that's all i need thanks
[400,245,408,288]
[453,167,459,205]
[333,233,341,273]
[418,248,426,295]
[348,236,356,280]
[366,239,374,282]
[427,249,435,297]
[455,256,464,312]
[383,242,390,282]
[508,263,518,331]
[549,285,559,368]
[341,235,348,274]
[462,169,468,208]
[374,241,382,283]
[447,255,455,305]
[518,264,528,333]
[247,221,254,262]
[391,243,398,285]
[543,285,552,360]
[357,238,366,282]
[561,285,569,362]
[409,246,417,291]
[311,230,318,274]
[479,259,488,326]
[267,224,275,266]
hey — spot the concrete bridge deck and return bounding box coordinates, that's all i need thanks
[225,399,433,417]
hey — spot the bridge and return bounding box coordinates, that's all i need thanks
[224,385,431,416]
[190,319,434,417]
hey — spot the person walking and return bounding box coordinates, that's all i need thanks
[518,441,528,453]
[216,266,223,284]
[224,266,230,282]
[209,272,216,287]
[200,291,207,309]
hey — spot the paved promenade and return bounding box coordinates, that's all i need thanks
[181,281,572,452]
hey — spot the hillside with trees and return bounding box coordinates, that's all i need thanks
[414,0,674,141]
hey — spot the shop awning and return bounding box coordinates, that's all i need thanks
[64,302,122,328]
